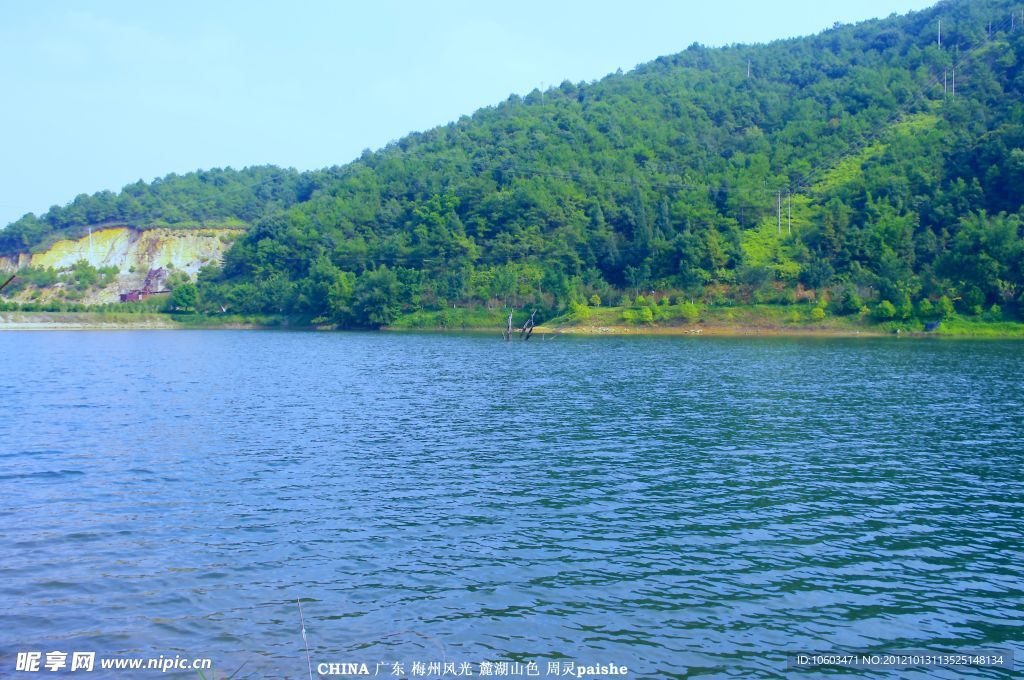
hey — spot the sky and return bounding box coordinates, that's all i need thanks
[0,0,937,226]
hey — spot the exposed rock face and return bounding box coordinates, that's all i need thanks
[0,226,242,304]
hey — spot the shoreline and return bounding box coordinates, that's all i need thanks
[3,311,1024,338]
[0,311,276,331]
[531,323,891,338]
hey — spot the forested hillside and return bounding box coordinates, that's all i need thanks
[4,0,1023,328]
[0,166,313,255]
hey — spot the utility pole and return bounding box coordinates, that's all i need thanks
[952,63,956,98]
[787,191,792,235]
[777,191,782,235]
[747,59,751,78]
[938,18,942,47]
[944,69,947,95]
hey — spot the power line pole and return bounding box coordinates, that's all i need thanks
[777,191,781,235]
[787,191,792,235]
[938,19,942,47]
[944,69,948,95]
[747,59,751,78]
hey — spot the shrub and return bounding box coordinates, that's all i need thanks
[98,266,120,285]
[569,300,591,321]
[897,294,913,320]
[438,307,464,328]
[810,306,826,321]
[937,295,955,319]
[838,286,863,315]
[873,300,897,320]
[17,266,58,287]
[589,294,601,307]
[917,298,933,317]
[677,301,700,323]
[66,260,100,290]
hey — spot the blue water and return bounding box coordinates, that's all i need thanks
[1,331,1022,678]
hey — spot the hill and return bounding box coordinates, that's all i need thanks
[2,0,1023,329]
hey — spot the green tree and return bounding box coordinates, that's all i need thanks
[68,260,100,289]
[354,266,402,327]
[937,295,955,319]
[837,286,862,315]
[873,300,897,320]
[170,282,198,312]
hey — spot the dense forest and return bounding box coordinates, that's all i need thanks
[0,166,313,254]
[3,0,1023,327]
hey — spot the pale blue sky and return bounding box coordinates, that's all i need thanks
[0,0,936,226]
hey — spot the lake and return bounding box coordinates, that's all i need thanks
[1,331,1021,678]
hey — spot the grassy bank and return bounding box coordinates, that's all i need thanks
[0,311,286,330]
[385,307,524,331]
[536,304,1024,338]
[5,305,1024,338]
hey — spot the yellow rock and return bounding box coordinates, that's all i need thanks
[1,226,243,304]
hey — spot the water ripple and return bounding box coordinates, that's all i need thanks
[0,332,1021,678]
